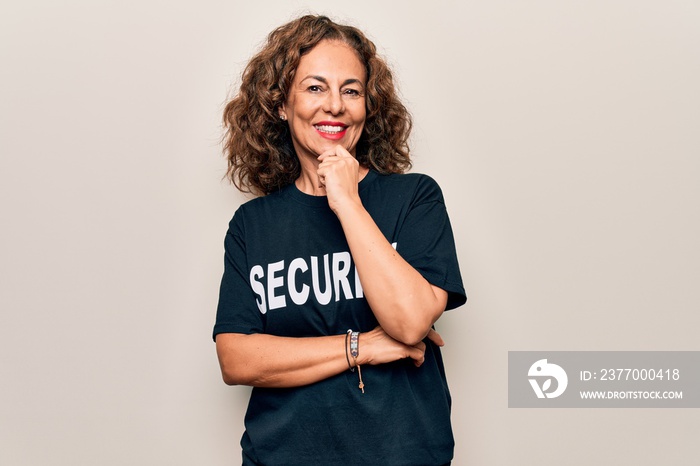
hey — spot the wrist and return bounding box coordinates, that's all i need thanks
[344,330,355,371]
[346,329,365,393]
[332,195,365,221]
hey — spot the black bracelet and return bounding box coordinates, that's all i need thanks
[345,329,355,372]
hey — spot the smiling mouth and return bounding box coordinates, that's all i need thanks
[314,124,348,134]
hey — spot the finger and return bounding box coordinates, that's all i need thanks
[317,147,342,161]
[317,145,353,162]
[332,144,352,158]
[426,329,445,347]
[413,341,426,352]
[407,346,426,367]
[316,170,326,187]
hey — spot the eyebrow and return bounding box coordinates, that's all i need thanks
[300,75,365,87]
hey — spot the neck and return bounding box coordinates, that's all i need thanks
[295,168,327,196]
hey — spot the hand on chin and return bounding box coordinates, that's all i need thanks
[316,145,361,213]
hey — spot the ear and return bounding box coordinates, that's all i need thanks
[278,104,287,121]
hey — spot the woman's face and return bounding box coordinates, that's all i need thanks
[280,40,367,162]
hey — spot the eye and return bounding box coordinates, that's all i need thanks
[343,88,361,96]
[307,85,323,92]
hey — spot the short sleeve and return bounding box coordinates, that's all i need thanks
[213,209,266,340]
[395,176,467,310]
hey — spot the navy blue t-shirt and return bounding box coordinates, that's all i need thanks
[214,170,466,466]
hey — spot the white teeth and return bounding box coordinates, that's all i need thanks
[315,125,345,133]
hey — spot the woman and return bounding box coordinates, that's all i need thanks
[214,15,466,466]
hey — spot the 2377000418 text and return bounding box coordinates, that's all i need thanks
[580,369,680,382]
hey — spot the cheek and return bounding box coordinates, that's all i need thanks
[286,95,312,121]
[357,115,367,133]
[299,96,321,117]
[359,100,367,120]
[352,104,367,125]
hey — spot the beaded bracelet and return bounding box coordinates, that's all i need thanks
[349,330,365,393]
[344,330,354,372]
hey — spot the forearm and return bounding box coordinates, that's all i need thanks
[216,333,350,388]
[335,200,447,345]
[216,328,433,388]
[315,148,447,345]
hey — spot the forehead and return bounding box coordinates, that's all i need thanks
[294,40,366,82]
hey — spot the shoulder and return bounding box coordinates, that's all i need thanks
[227,185,293,231]
[370,171,446,205]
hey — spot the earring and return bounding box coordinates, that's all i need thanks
[280,114,286,121]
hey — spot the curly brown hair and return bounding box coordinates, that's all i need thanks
[223,15,413,195]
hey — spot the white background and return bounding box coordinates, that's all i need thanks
[1,0,699,464]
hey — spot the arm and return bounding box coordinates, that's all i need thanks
[317,147,448,346]
[216,327,444,387]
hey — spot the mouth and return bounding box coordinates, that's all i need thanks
[314,122,348,139]
[314,121,348,134]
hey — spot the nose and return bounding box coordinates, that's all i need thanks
[323,90,344,115]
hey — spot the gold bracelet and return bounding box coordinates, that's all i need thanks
[350,331,364,393]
